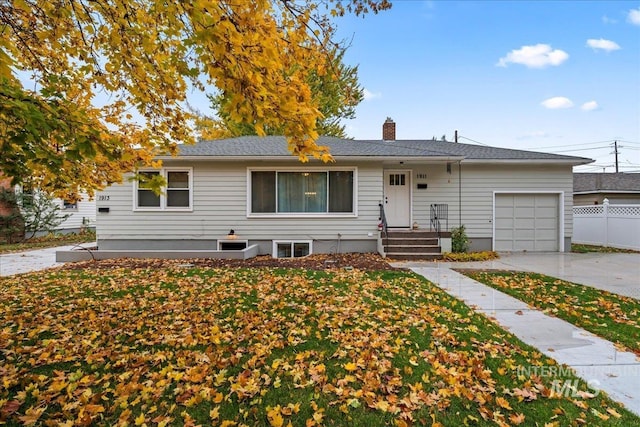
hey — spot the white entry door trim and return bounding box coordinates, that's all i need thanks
[383,170,412,228]
[493,191,564,252]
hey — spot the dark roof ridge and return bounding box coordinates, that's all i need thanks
[178,135,592,163]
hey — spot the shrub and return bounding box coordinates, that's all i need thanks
[450,225,469,253]
[16,191,71,239]
[442,251,499,262]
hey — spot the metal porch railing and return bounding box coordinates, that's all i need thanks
[430,204,448,234]
[378,203,388,237]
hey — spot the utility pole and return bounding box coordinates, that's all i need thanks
[613,140,619,173]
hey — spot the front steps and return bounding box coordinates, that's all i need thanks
[382,230,444,260]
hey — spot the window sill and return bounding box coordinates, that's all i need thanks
[133,208,193,212]
[248,213,357,219]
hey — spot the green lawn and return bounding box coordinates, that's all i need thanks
[459,270,640,356]
[571,244,639,254]
[0,266,636,426]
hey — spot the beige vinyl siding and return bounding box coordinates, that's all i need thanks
[411,163,462,230]
[458,164,573,239]
[96,161,383,243]
[96,160,575,251]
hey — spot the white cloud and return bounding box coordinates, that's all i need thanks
[628,7,640,25]
[362,88,381,101]
[581,101,599,111]
[602,15,617,24]
[586,38,621,52]
[541,97,574,109]
[497,44,569,68]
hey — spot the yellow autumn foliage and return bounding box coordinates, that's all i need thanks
[0,0,391,198]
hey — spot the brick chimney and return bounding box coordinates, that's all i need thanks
[382,117,396,141]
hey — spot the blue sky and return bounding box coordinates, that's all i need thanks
[332,1,640,172]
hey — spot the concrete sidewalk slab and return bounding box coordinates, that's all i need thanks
[419,267,532,311]
[408,265,640,416]
[0,242,95,276]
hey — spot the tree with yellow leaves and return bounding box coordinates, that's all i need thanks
[0,0,391,199]
[202,47,364,139]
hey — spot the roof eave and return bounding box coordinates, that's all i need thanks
[162,155,467,162]
[462,159,594,166]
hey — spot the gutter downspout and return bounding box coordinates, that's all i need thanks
[458,160,462,227]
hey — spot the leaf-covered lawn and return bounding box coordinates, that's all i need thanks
[1,266,637,426]
[571,244,638,254]
[460,270,640,356]
[0,231,96,254]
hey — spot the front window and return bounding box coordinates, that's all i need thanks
[278,172,327,213]
[250,169,355,215]
[135,168,192,210]
[137,171,161,208]
[166,171,190,207]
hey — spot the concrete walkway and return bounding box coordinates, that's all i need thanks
[391,260,640,416]
[0,242,96,276]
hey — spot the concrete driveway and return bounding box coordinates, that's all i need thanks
[395,252,640,299]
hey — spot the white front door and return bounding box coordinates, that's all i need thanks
[383,170,411,228]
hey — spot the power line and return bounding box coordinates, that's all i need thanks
[522,139,616,150]
[457,135,490,146]
[548,146,610,153]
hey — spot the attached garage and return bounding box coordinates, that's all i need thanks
[494,193,561,252]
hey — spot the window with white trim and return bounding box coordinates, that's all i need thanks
[273,240,312,258]
[134,168,192,210]
[249,169,355,215]
[63,199,78,210]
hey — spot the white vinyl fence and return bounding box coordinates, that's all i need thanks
[573,199,640,250]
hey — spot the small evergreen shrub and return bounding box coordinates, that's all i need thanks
[17,191,71,239]
[451,225,469,253]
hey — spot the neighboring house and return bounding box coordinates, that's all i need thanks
[54,196,96,233]
[573,173,640,205]
[0,173,95,237]
[94,119,592,256]
[15,186,96,235]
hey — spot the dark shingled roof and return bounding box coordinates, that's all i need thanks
[177,136,592,163]
[574,173,640,193]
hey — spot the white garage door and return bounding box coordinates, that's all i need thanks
[495,194,559,251]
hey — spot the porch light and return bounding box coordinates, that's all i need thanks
[227,229,238,240]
